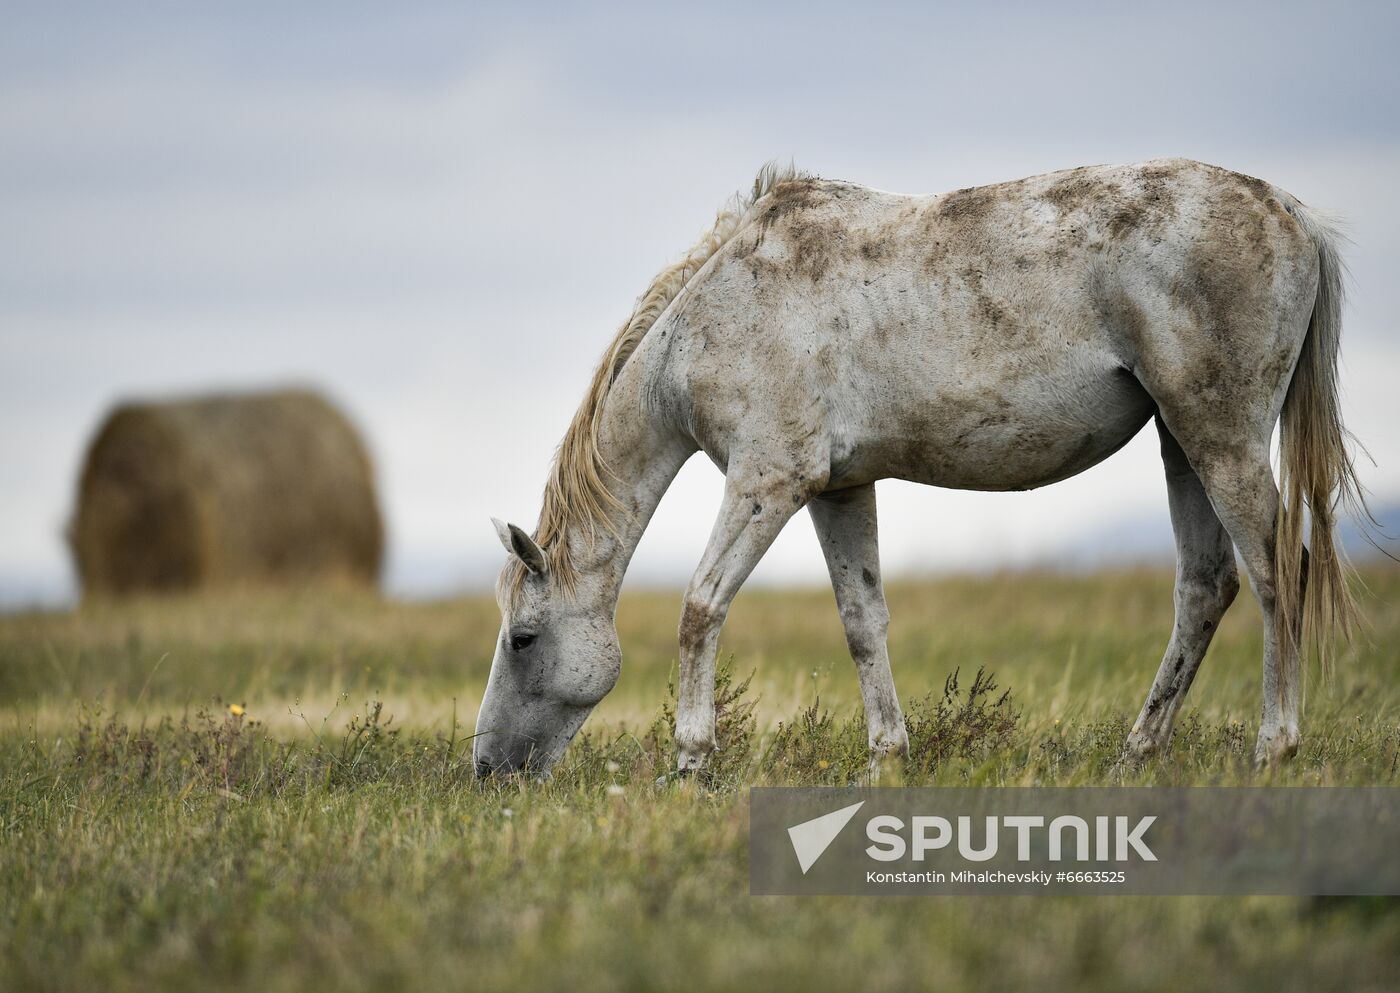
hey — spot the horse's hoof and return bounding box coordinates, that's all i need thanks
[864,743,909,784]
[1123,727,1165,761]
[1253,728,1300,768]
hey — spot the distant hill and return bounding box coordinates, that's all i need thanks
[1055,499,1400,569]
[1339,500,1400,563]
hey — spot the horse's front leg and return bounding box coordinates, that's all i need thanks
[808,485,909,772]
[675,458,822,773]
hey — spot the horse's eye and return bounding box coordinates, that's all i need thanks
[509,633,536,652]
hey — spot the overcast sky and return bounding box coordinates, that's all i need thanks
[2,1,1398,605]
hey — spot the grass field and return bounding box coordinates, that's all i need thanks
[3,568,1400,992]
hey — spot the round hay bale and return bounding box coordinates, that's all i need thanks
[70,388,383,595]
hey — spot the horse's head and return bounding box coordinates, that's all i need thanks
[472,518,621,777]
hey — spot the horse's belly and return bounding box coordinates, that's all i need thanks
[838,363,1155,492]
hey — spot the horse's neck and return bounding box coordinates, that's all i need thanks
[569,372,694,608]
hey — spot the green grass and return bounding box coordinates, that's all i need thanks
[3,569,1400,992]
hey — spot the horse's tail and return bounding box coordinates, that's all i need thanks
[1275,198,1365,678]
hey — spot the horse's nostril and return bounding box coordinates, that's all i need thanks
[474,758,494,778]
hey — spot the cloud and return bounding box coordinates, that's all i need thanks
[2,2,1399,604]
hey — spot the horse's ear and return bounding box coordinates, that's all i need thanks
[491,518,548,576]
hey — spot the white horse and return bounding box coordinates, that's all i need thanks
[475,158,1362,777]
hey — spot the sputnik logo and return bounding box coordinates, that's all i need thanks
[787,800,866,874]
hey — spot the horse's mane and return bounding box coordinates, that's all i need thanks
[504,162,806,597]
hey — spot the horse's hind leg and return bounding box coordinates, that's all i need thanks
[1126,417,1239,757]
[808,484,909,769]
[1193,448,1301,764]
[1131,249,1314,764]
[1146,406,1301,765]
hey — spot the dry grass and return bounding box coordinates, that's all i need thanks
[70,389,382,593]
[2,567,1399,992]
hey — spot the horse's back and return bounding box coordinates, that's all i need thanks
[649,159,1319,491]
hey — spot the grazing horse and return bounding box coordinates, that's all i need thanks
[474,158,1362,777]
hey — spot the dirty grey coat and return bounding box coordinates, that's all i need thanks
[639,159,1311,495]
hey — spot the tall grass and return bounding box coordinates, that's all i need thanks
[2,568,1399,992]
